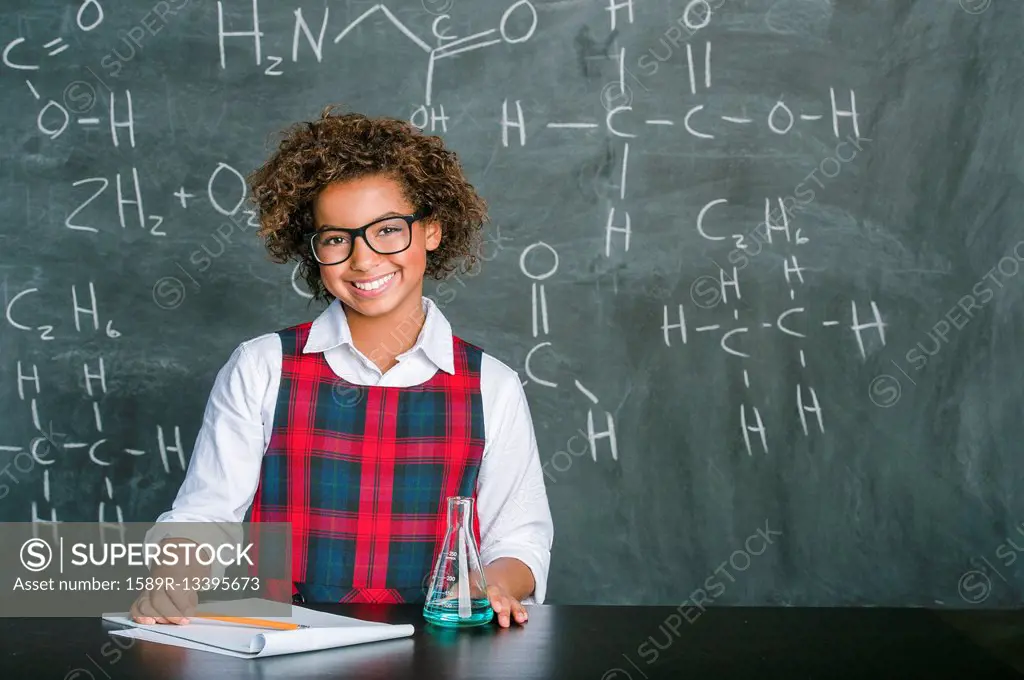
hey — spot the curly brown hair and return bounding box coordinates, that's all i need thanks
[247,105,489,304]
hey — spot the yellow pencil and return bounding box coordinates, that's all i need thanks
[192,615,308,631]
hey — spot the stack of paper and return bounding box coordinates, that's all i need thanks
[101,598,415,659]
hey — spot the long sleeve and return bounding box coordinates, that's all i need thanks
[476,357,555,604]
[144,340,271,550]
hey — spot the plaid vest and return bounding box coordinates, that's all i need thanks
[249,321,486,604]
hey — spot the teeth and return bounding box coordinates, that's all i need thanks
[353,273,395,291]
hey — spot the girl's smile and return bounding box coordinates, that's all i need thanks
[348,271,399,297]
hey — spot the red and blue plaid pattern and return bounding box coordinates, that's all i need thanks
[249,321,486,604]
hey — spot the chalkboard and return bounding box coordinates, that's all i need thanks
[2,0,1022,608]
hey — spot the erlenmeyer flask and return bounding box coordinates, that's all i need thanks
[423,496,494,627]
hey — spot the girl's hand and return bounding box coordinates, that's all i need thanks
[487,583,529,627]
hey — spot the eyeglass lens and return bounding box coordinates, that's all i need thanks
[313,219,411,264]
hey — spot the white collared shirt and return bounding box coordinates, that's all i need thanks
[148,297,554,603]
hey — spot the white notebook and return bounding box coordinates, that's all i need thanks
[101,598,416,659]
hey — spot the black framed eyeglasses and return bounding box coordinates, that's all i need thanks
[307,208,431,266]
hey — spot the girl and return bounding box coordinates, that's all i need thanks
[132,106,553,628]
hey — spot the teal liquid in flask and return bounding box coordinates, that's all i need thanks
[423,496,494,627]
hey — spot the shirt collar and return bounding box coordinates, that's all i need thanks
[303,296,455,375]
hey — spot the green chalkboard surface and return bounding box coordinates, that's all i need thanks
[2,0,1022,606]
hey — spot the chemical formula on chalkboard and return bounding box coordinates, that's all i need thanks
[507,0,882,462]
[215,0,538,129]
[0,354,185,533]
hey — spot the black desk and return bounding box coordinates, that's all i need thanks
[2,605,1022,679]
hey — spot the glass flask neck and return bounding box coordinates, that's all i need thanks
[447,496,473,529]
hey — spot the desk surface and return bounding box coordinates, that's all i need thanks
[1,605,1022,679]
